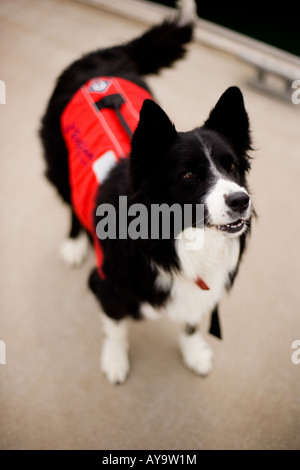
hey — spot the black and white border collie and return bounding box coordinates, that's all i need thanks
[40,0,253,384]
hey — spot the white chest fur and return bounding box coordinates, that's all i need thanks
[142,228,240,326]
[168,228,239,325]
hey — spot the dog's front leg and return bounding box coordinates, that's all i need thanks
[100,315,130,384]
[179,325,213,376]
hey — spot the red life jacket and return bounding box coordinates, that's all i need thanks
[61,77,153,277]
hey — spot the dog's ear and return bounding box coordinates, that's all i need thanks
[130,99,177,192]
[204,87,251,157]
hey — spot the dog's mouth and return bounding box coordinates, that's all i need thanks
[216,219,246,235]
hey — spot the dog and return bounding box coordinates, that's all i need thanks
[40,0,253,384]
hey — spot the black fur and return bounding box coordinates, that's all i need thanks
[40,17,252,327]
[39,19,193,204]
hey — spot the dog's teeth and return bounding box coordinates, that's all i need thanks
[217,220,245,233]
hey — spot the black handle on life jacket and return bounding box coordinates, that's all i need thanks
[95,93,133,139]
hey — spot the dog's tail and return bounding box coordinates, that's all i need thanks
[124,0,196,76]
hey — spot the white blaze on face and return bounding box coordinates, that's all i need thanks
[205,178,251,226]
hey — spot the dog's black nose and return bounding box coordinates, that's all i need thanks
[225,192,250,213]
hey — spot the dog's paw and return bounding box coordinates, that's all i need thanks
[179,332,213,376]
[60,232,88,267]
[100,339,130,384]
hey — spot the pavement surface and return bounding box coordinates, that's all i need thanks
[0,0,299,450]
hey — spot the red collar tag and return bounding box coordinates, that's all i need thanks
[195,277,210,290]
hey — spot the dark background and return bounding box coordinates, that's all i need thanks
[152,0,300,56]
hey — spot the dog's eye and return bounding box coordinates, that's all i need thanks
[182,172,195,180]
[221,155,237,173]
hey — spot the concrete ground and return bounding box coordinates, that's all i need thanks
[0,0,299,450]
